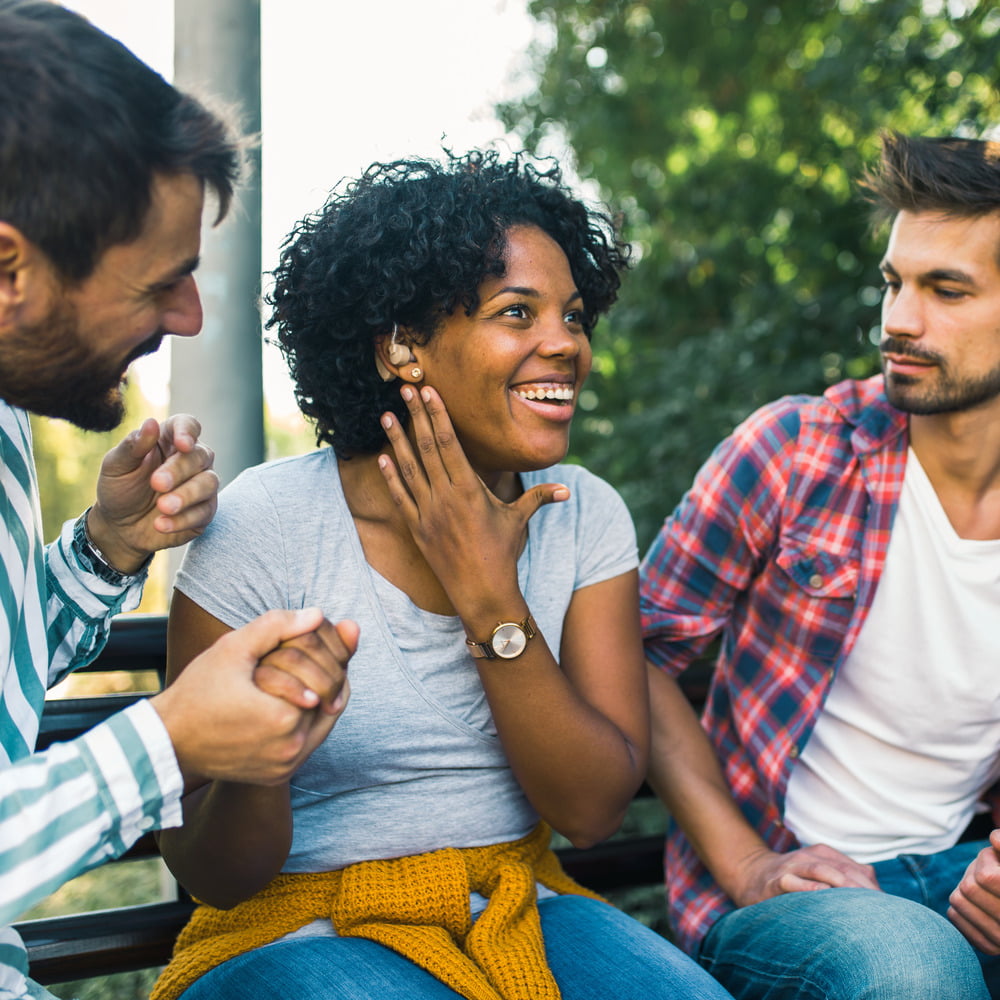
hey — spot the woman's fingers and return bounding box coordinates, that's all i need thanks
[416,386,478,485]
[379,404,427,507]
[380,385,476,500]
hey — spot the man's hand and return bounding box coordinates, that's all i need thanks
[949,829,1000,953]
[729,842,880,907]
[87,415,218,573]
[150,608,358,789]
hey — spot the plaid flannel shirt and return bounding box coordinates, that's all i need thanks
[640,375,909,954]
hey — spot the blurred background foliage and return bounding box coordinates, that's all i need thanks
[500,0,1000,547]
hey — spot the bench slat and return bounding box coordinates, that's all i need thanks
[19,900,195,984]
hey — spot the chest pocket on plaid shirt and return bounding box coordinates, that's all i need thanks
[774,547,858,599]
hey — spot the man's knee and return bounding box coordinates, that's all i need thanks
[699,889,988,1000]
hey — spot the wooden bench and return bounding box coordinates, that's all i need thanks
[15,614,710,988]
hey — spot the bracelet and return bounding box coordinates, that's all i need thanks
[73,508,151,586]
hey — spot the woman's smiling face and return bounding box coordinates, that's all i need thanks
[411,224,592,490]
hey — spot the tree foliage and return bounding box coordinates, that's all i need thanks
[500,0,1000,546]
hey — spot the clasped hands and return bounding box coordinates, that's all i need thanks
[90,412,352,719]
[949,830,1000,954]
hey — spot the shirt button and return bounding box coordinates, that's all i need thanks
[809,574,823,588]
[789,746,799,758]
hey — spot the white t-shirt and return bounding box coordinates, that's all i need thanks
[784,448,1000,862]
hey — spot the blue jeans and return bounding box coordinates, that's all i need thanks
[179,894,734,999]
[697,839,999,999]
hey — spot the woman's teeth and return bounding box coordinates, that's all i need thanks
[514,386,574,402]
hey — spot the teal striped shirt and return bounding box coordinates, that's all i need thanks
[0,403,183,1000]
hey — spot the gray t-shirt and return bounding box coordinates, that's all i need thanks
[176,449,637,873]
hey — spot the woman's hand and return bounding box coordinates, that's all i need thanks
[377,384,567,616]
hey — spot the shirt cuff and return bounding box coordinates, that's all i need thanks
[78,700,184,841]
[52,515,148,618]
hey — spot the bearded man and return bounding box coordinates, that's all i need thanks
[0,5,355,997]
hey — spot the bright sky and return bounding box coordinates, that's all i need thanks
[63,0,543,417]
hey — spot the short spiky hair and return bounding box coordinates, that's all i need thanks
[862,131,1000,228]
[267,150,630,456]
[0,0,244,282]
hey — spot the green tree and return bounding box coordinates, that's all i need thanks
[500,0,1000,546]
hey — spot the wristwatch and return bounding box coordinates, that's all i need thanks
[465,614,538,660]
[73,508,150,586]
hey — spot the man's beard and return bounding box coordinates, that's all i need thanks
[881,337,1000,415]
[0,296,162,431]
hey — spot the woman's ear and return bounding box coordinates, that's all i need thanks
[374,325,416,382]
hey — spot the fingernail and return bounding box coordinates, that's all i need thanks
[421,387,432,402]
[381,414,392,429]
[302,689,319,707]
[401,386,414,401]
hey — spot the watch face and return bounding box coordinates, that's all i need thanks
[491,623,527,659]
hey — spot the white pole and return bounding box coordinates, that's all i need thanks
[171,0,264,490]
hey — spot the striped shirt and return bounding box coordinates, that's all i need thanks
[0,403,183,1000]
[640,375,908,955]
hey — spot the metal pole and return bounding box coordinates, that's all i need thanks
[171,0,264,489]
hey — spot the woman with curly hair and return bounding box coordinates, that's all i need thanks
[152,152,733,1000]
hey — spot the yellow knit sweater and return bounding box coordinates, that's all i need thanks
[151,823,606,1000]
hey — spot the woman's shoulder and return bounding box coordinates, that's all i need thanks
[522,463,638,582]
[521,463,634,546]
[223,449,338,502]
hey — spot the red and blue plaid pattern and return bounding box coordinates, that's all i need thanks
[640,376,908,953]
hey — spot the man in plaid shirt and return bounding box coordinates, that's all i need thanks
[642,133,1000,1000]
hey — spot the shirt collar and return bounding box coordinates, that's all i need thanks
[823,375,907,455]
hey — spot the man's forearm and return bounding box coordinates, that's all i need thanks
[647,663,771,900]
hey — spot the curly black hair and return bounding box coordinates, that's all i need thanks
[265,150,630,456]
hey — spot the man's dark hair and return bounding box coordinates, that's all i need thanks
[862,131,1000,228]
[0,0,243,282]
[266,150,630,457]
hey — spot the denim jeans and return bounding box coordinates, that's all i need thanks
[697,838,998,1000]
[179,894,735,999]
